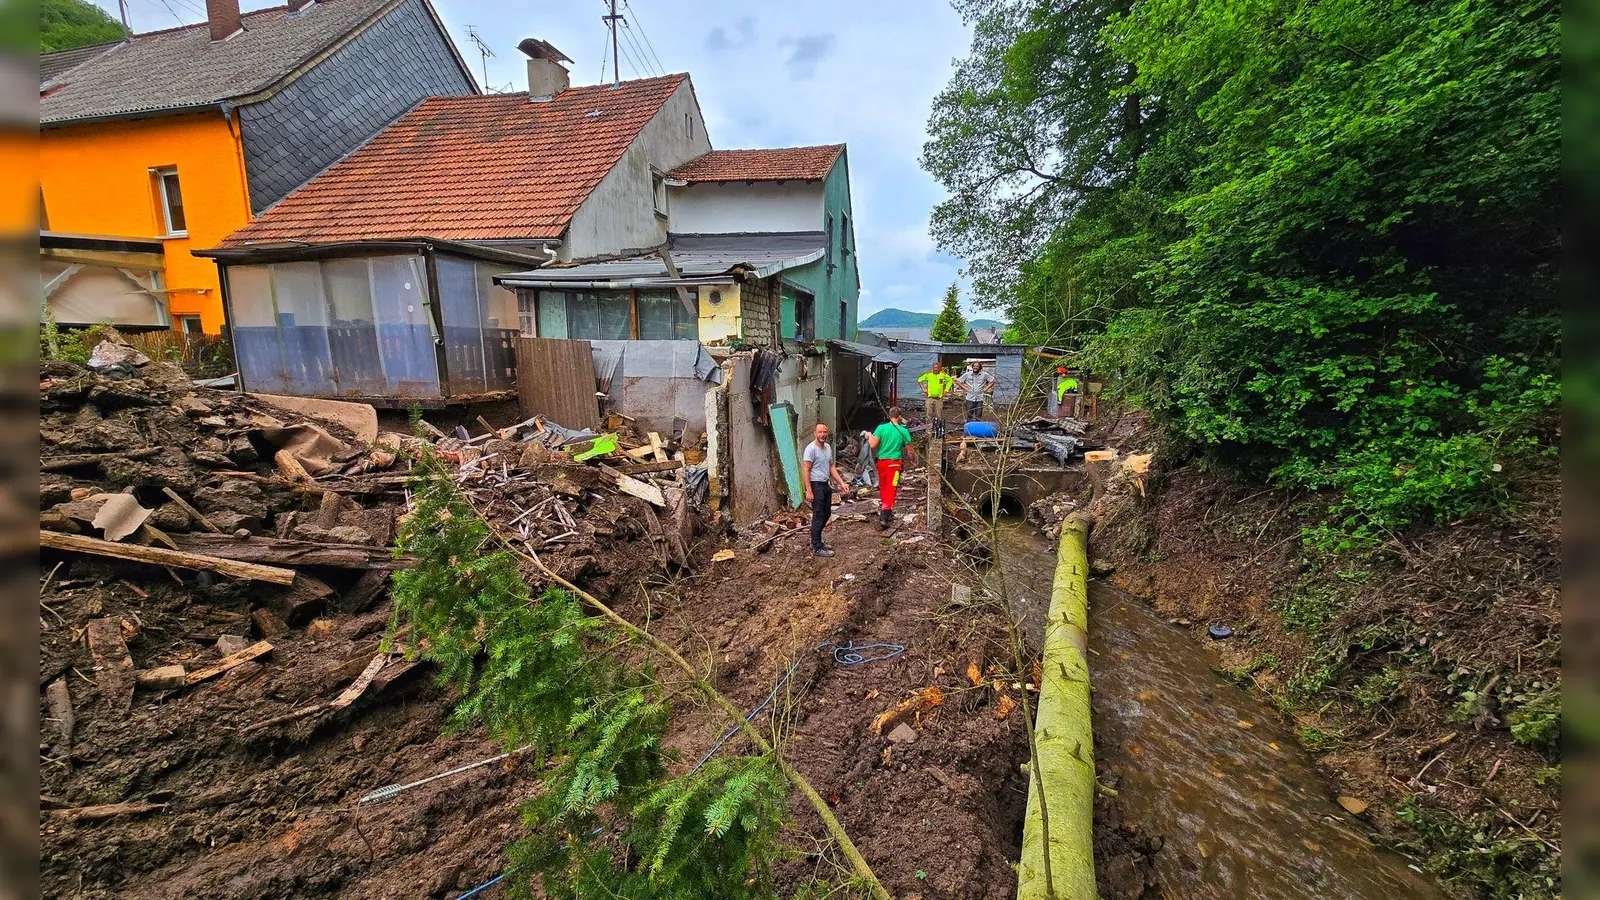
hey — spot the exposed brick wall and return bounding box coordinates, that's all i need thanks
[739,276,781,348]
[238,0,473,213]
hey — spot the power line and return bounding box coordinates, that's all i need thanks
[150,0,187,27]
[619,21,657,77]
[620,0,666,74]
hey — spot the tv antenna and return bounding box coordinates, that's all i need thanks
[467,27,496,92]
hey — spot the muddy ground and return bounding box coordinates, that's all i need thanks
[1085,417,1561,897]
[40,360,1033,900]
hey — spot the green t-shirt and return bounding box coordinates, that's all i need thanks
[872,421,913,461]
[918,371,955,398]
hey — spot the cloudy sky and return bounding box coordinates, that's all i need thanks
[98,0,981,320]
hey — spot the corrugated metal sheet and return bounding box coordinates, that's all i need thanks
[514,337,599,429]
[827,339,903,365]
[497,232,826,286]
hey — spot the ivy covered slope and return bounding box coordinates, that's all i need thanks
[386,456,789,899]
[923,0,1559,541]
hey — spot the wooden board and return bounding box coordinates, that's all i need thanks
[514,337,599,430]
[169,534,408,570]
[41,531,297,585]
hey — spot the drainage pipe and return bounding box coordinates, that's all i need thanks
[1018,511,1097,900]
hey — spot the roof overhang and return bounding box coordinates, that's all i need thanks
[193,237,555,267]
[40,100,228,129]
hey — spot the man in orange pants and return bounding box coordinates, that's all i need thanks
[867,406,915,530]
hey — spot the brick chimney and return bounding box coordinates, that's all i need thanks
[287,0,313,12]
[206,0,241,40]
[517,38,573,102]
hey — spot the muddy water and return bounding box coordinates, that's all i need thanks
[987,521,1444,899]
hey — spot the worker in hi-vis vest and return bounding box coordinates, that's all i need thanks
[917,362,955,424]
[1055,368,1081,420]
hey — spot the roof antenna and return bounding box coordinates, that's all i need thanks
[602,0,622,86]
[467,27,496,93]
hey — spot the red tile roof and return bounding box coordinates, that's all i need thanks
[669,145,843,183]
[219,74,688,247]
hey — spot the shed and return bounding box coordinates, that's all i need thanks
[870,338,1028,407]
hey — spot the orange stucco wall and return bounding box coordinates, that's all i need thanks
[40,110,251,334]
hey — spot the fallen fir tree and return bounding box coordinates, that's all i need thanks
[385,453,887,899]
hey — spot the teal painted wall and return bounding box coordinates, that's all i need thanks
[781,151,860,341]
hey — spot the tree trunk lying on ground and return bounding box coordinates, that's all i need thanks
[1018,512,1097,900]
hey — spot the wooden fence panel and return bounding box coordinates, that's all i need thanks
[514,338,599,429]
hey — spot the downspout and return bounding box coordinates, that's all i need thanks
[422,247,450,400]
[221,103,254,216]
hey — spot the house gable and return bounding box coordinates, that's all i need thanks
[561,79,711,261]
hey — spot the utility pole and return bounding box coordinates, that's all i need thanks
[603,0,622,86]
[117,0,131,40]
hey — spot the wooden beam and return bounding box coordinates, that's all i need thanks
[617,458,684,476]
[598,465,665,507]
[169,534,409,570]
[40,531,297,585]
[647,431,667,462]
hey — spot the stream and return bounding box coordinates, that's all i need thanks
[988,520,1444,899]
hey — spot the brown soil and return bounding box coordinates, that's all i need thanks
[623,472,1031,899]
[40,358,1030,899]
[1085,420,1561,896]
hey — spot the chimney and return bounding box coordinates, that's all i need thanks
[287,0,313,13]
[206,0,241,41]
[517,38,573,102]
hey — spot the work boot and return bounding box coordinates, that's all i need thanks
[813,547,835,557]
[878,509,893,530]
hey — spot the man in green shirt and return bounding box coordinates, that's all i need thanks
[867,406,915,530]
[917,363,955,425]
[1055,368,1080,419]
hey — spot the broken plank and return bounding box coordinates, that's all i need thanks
[169,533,409,570]
[135,665,187,692]
[617,459,684,477]
[624,444,657,460]
[41,531,298,585]
[274,449,312,485]
[647,431,668,462]
[184,641,272,685]
[50,802,166,822]
[242,654,387,733]
[85,617,134,716]
[40,447,160,472]
[598,465,665,507]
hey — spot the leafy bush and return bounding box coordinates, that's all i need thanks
[1506,686,1560,748]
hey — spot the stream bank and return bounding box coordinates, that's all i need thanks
[1083,422,1561,898]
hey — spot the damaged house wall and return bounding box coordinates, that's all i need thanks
[588,339,722,434]
[561,81,712,262]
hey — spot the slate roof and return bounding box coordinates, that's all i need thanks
[218,75,689,247]
[669,145,843,183]
[40,0,407,124]
[497,232,826,286]
[39,41,119,85]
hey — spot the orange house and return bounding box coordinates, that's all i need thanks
[39,0,475,334]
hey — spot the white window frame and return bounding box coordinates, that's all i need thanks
[153,167,187,237]
[651,170,668,219]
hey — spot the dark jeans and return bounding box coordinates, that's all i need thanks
[809,481,832,549]
[965,399,984,421]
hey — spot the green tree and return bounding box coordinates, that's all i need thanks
[930,283,969,343]
[923,0,1560,541]
[41,0,123,53]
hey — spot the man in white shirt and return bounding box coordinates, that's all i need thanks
[956,361,995,422]
[802,423,849,557]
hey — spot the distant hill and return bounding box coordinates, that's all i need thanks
[860,308,1004,332]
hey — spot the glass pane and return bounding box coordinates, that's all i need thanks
[436,256,486,393]
[270,262,333,394]
[536,290,568,338]
[477,265,518,331]
[565,291,631,340]
[637,291,698,340]
[370,255,439,395]
[163,172,186,232]
[320,259,385,395]
[227,265,287,394]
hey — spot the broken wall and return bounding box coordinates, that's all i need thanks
[589,340,721,434]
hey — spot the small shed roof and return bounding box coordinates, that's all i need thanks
[828,339,904,366]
